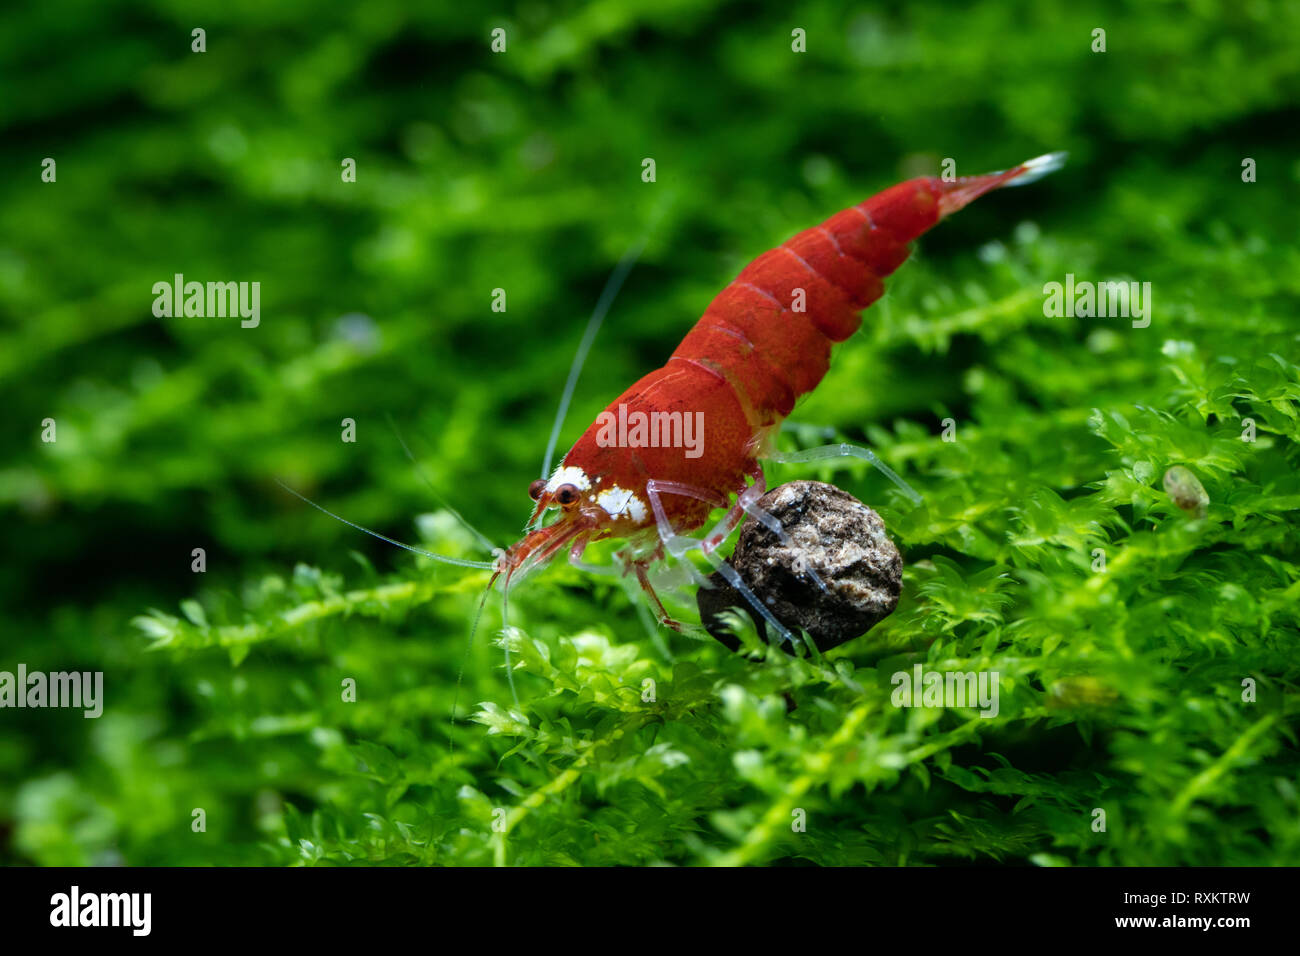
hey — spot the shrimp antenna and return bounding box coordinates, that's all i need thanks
[274,478,496,570]
[383,412,498,553]
[448,570,499,752]
[540,234,649,479]
[500,572,522,709]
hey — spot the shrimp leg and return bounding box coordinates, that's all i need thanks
[567,540,620,576]
[616,484,748,634]
[699,475,769,552]
[644,479,806,650]
[763,442,922,504]
[625,555,689,632]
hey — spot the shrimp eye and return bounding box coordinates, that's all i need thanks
[555,483,580,506]
[528,478,547,501]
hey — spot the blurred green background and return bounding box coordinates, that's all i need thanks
[2,0,1298,866]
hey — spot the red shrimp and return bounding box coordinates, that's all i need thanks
[495,152,1066,641]
[283,152,1066,655]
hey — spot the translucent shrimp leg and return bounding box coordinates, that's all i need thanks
[701,475,828,594]
[643,479,811,652]
[763,443,923,505]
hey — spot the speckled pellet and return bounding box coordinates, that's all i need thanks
[697,480,903,652]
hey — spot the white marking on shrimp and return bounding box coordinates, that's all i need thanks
[779,245,836,288]
[737,281,784,308]
[780,245,816,275]
[849,205,875,227]
[1004,151,1069,186]
[546,465,591,493]
[815,226,843,255]
[597,486,648,523]
[669,354,727,382]
[704,318,754,349]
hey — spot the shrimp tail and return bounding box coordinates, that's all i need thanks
[860,151,1069,245]
[934,150,1069,217]
[667,151,1068,433]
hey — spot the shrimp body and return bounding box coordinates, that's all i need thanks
[503,154,1066,594]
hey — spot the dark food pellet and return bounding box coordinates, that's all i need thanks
[697,480,903,653]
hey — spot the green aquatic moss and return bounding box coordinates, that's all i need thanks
[2,0,1298,866]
